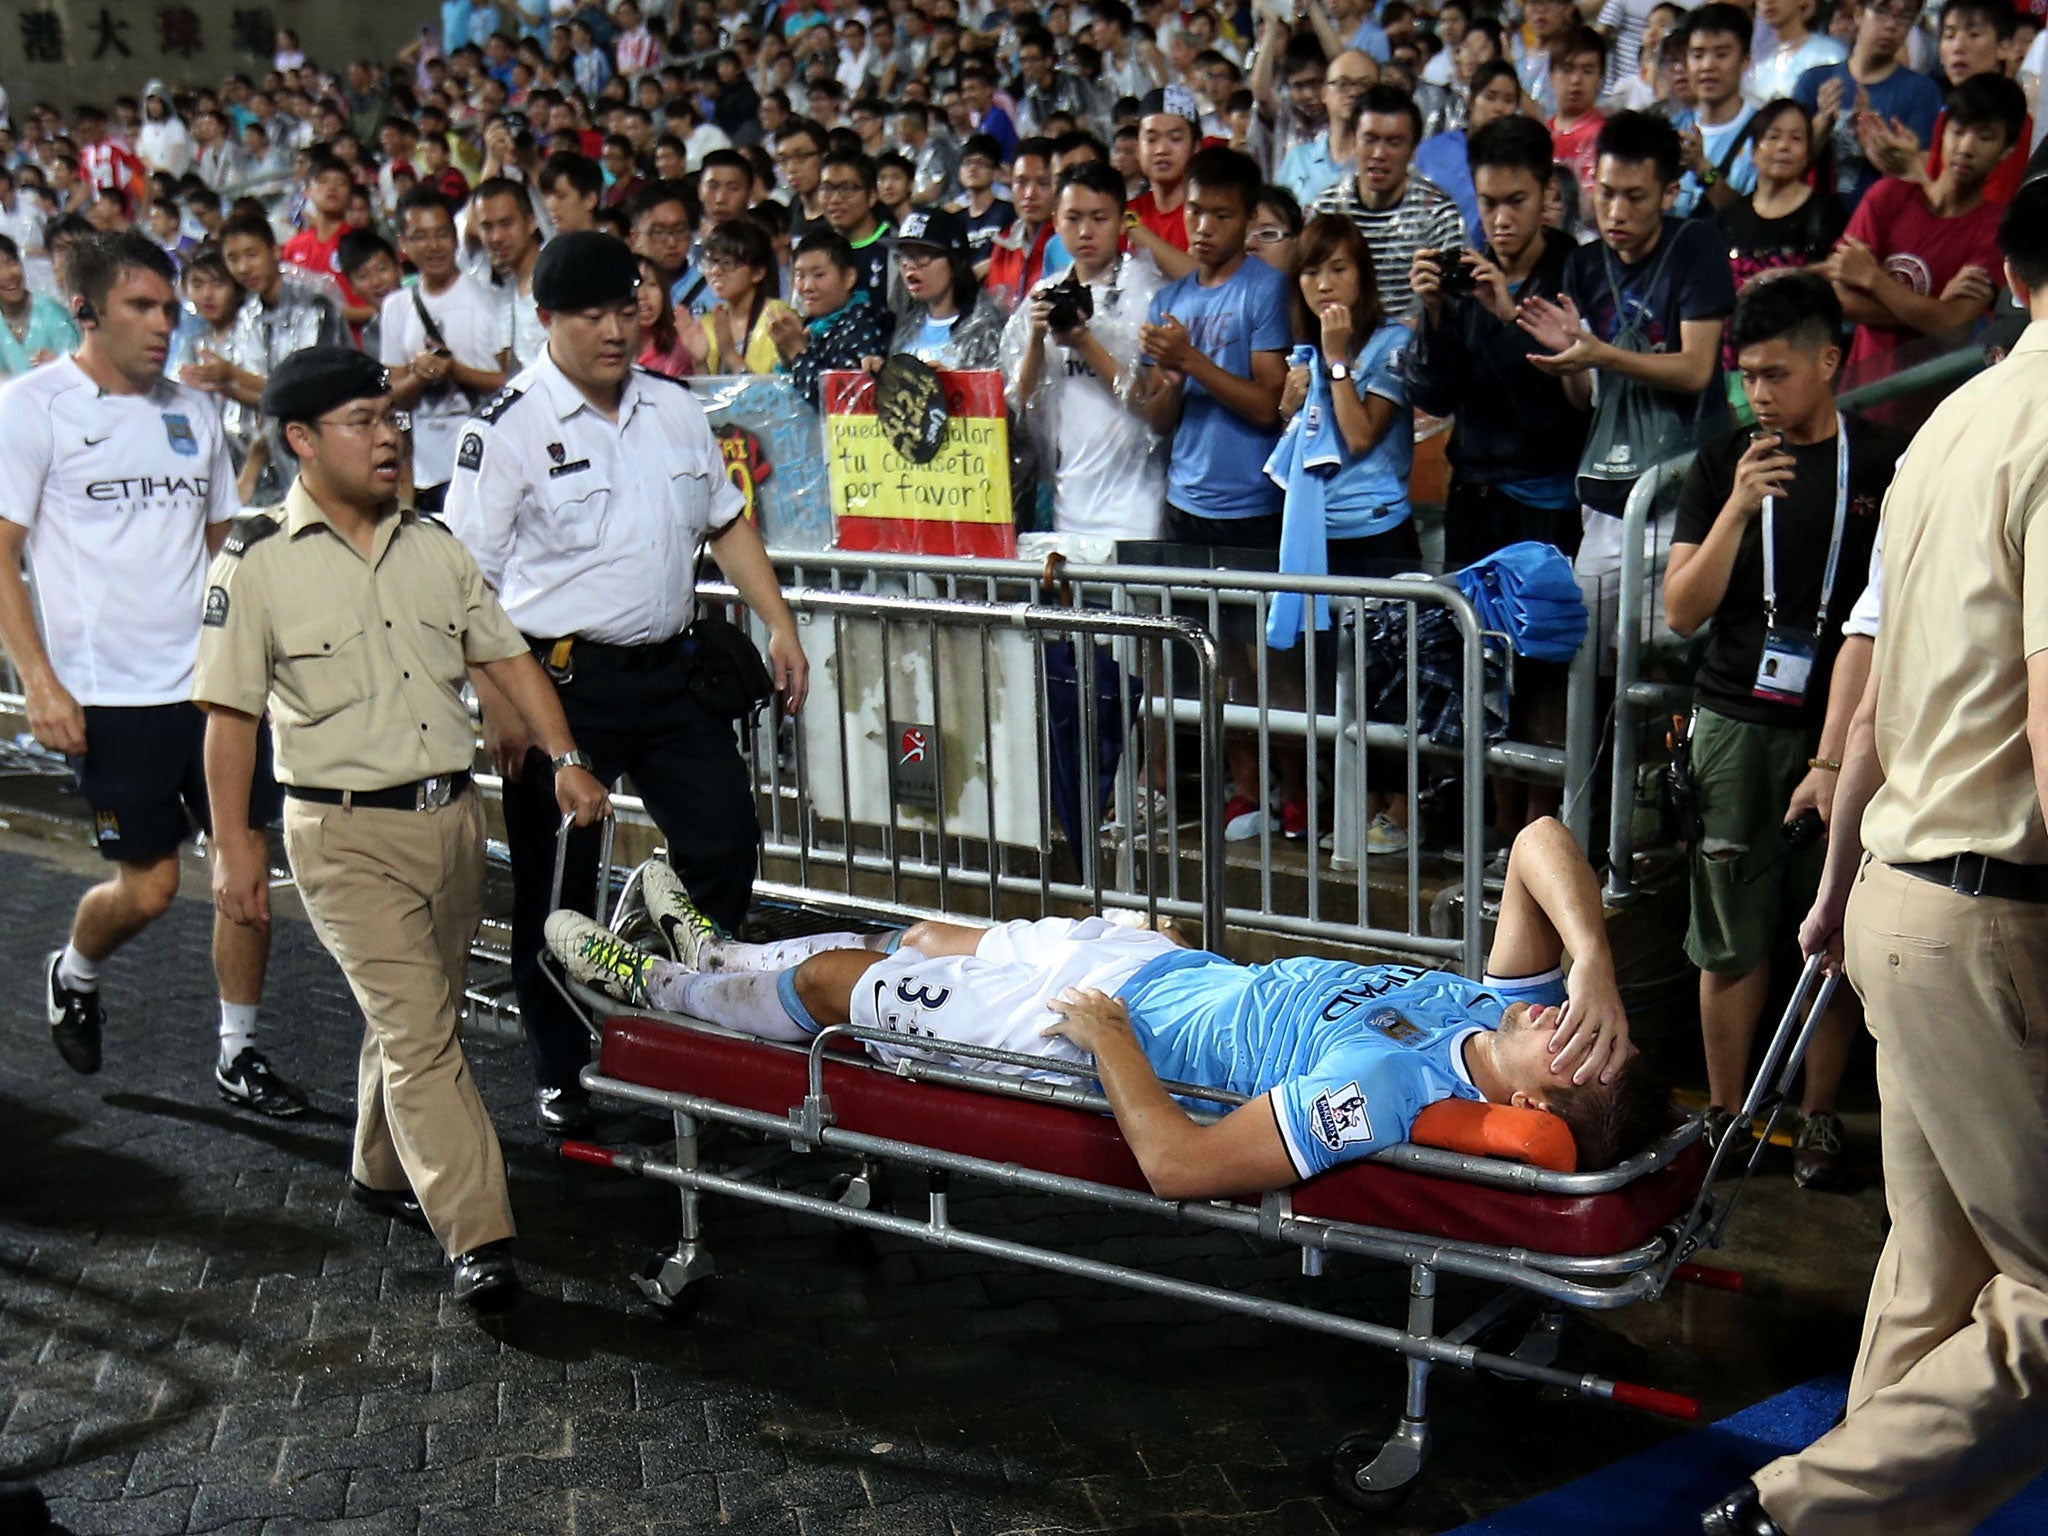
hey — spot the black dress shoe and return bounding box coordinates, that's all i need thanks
[451,1242,519,1308]
[347,1176,427,1227]
[534,1084,596,1136]
[1702,1483,1787,1535]
[0,1480,50,1533]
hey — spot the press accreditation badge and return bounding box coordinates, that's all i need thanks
[1753,626,1817,707]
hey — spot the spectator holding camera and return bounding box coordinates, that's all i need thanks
[1408,116,1589,850]
[1002,161,1168,544]
[1661,271,1902,1187]
[1408,116,1588,570]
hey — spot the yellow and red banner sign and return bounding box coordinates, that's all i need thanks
[823,368,1016,557]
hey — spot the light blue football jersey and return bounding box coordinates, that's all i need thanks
[1115,952,1565,1178]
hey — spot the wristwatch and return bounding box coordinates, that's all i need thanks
[1328,360,1350,381]
[551,750,593,774]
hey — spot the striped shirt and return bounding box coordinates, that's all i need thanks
[1310,174,1468,318]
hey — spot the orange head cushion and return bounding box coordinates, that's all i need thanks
[1410,1099,1579,1173]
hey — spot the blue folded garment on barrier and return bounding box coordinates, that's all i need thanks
[1264,345,1347,650]
[1454,540,1588,663]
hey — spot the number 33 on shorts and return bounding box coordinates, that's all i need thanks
[875,975,952,1036]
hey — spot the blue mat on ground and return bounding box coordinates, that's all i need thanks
[1447,1375,2047,1534]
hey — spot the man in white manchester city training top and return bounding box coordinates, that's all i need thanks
[0,231,304,1115]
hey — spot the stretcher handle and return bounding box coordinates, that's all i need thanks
[1664,953,1839,1275]
[1609,1381,1701,1421]
[548,804,619,918]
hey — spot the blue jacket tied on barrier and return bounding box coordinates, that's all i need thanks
[1263,345,1348,650]
[1453,541,1589,663]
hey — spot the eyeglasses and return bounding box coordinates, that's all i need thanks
[897,248,948,267]
[820,179,868,196]
[1247,226,1290,245]
[315,408,402,434]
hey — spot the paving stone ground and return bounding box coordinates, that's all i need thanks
[0,814,1888,1536]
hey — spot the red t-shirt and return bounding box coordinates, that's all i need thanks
[1550,112,1606,211]
[1839,176,2003,372]
[280,223,367,313]
[1129,189,1189,252]
[1924,108,2034,207]
[983,221,1057,313]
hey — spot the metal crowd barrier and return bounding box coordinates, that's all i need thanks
[731,556,1528,976]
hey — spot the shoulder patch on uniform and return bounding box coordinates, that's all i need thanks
[477,385,526,424]
[202,585,230,627]
[221,512,283,557]
[457,431,484,472]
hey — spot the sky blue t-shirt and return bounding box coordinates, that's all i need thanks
[1148,255,1292,520]
[1116,954,1567,1178]
[1323,321,1414,539]
[1793,62,1944,210]
[1672,103,1759,216]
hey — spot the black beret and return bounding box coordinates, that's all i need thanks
[259,346,389,424]
[533,230,642,311]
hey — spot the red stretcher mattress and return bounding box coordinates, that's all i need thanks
[599,1014,1707,1259]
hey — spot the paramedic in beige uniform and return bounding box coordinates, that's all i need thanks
[1702,180,2048,1536]
[192,347,611,1308]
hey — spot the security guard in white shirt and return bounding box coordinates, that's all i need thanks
[444,231,809,1136]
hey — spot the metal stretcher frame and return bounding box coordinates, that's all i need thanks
[549,878,1839,1506]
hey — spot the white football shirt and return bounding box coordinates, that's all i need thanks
[0,359,239,706]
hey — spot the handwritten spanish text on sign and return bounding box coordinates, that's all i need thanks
[823,369,1016,557]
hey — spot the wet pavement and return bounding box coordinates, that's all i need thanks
[0,810,1889,1535]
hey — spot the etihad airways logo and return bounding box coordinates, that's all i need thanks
[86,475,211,501]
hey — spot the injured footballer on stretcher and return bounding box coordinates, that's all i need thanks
[547,818,1667,1198]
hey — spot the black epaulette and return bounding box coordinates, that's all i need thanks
[478,385,526,424]
[411,511,455,533]
[221,512,283,557]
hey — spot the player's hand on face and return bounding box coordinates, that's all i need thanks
[1042,986,1133,1053]
[1549,960,1634,1085]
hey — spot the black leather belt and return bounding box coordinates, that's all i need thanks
[1893,854,2048,902]
[287,772,471,811]
[524,632,686,672]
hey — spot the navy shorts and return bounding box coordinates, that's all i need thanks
[74,703,283,864]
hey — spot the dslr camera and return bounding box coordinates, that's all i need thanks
[1040,269,1094,333]
[1428,248,1476,296]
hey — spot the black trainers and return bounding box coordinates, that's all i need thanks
[46,950,104,1075]
[215,1048,308,1117]
[1793,1111,1847,1189]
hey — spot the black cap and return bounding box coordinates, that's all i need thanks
[259,346,389,425]
[532,229,642,311]
[893,207,968,258]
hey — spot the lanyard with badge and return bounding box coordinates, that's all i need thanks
[1752,413,1848,708]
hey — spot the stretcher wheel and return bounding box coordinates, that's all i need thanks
[635,1246,712,1323]
[1330,1426,1424,1512]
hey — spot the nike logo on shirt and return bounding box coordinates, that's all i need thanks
[83,435,110,447]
